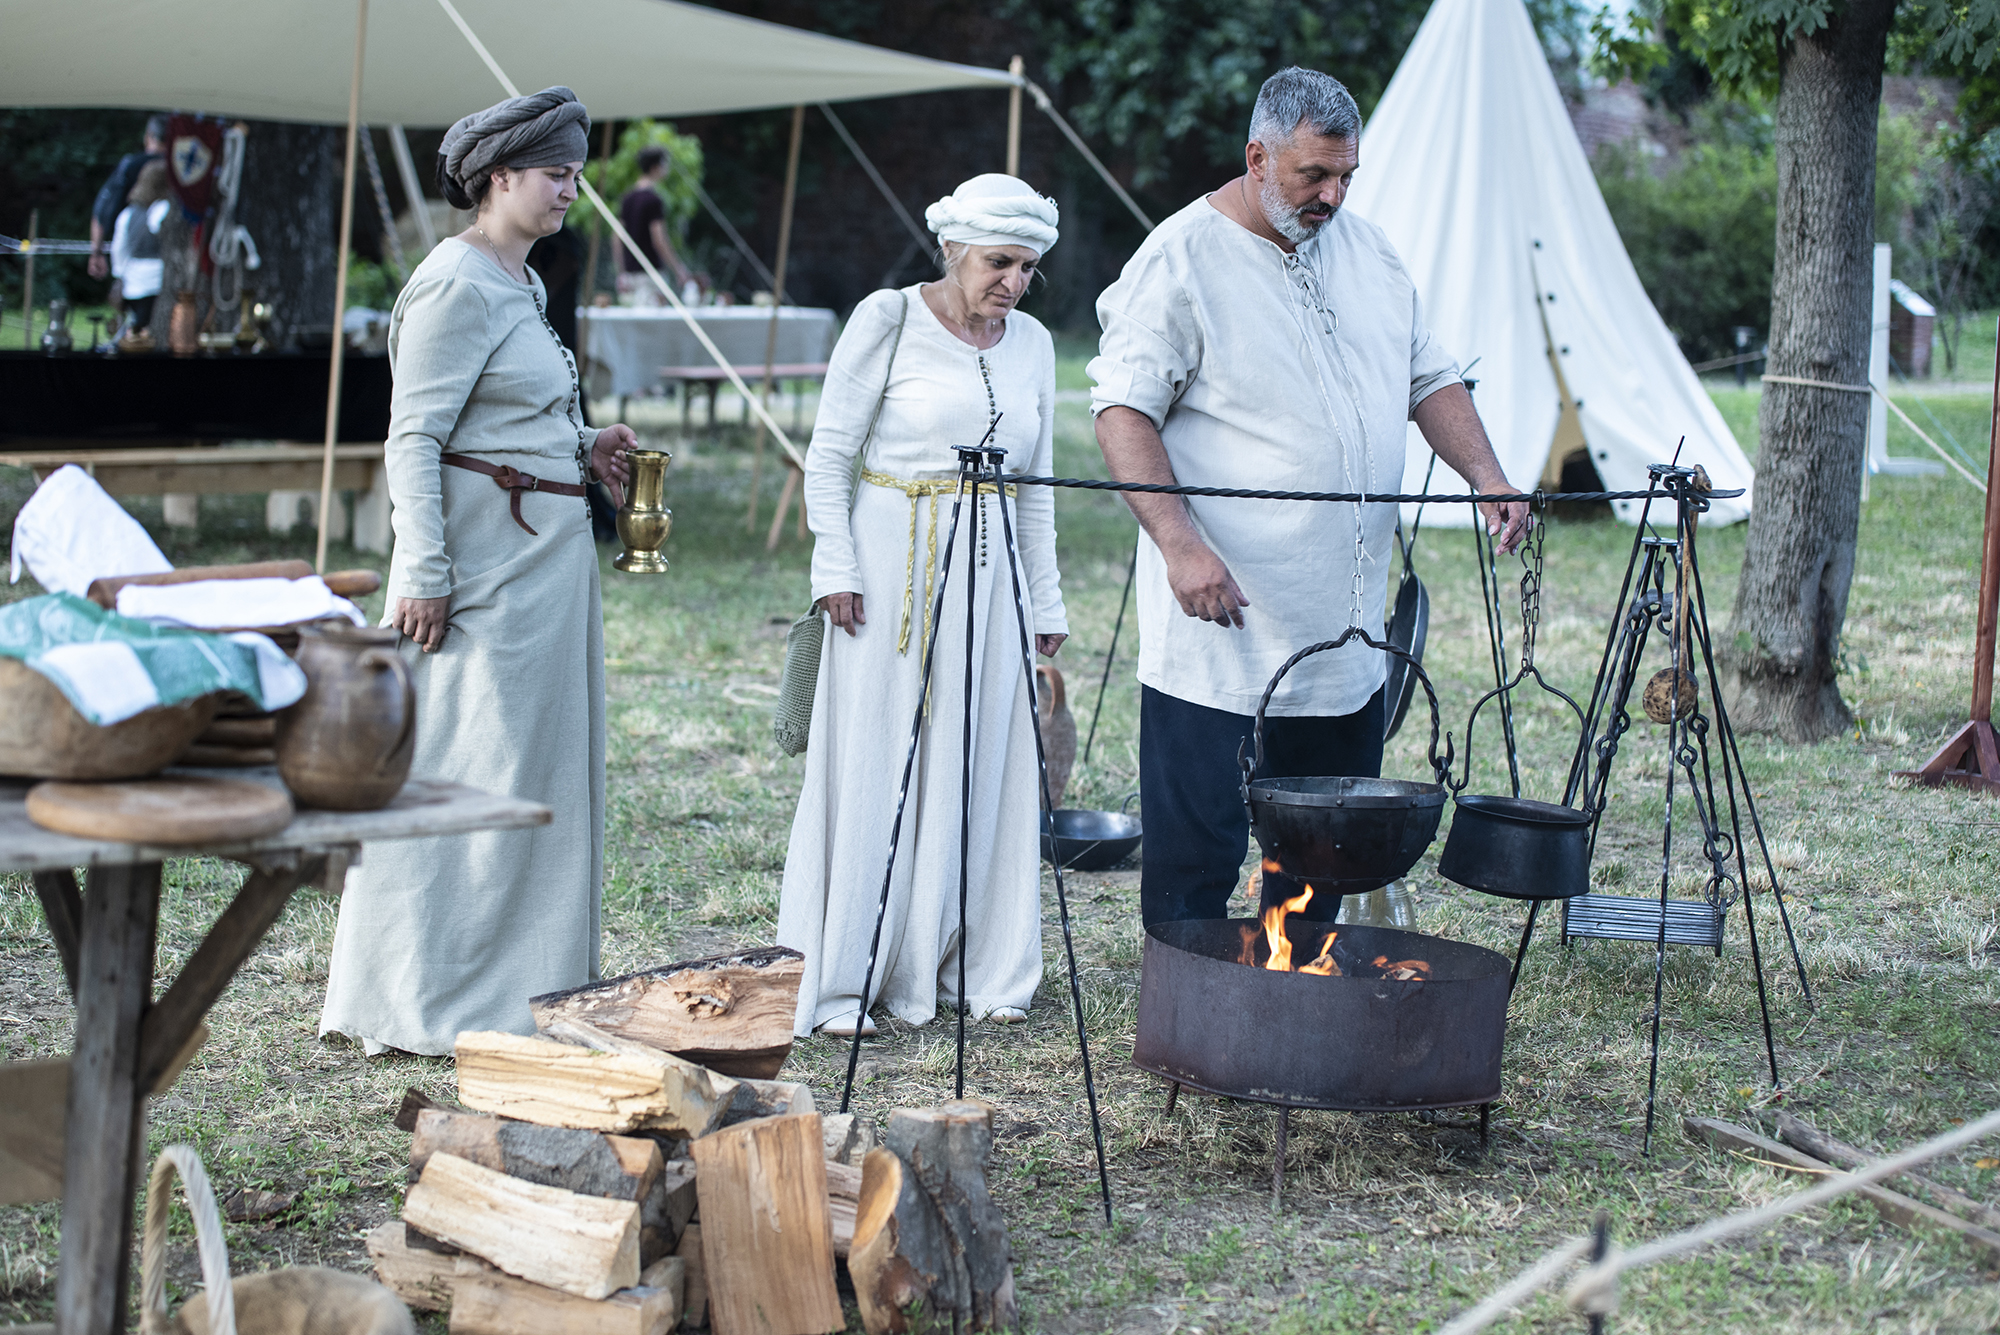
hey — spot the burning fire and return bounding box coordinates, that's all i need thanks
[1298,933,1341,976]
[1237,871,1433,981]
[1262,886,1314,970]
[1372,955,1432,981]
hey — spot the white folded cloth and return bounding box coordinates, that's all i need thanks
[9,464,172,596]
[115,577,367,629]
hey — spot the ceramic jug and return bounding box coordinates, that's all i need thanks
[1036,664,1076,811]
[276,625,415,810]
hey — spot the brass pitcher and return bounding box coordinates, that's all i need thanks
[276,625,416,810]
[614,449,673,574]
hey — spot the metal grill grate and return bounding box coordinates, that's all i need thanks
[1562,892,1725,951]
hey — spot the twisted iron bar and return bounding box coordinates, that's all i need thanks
[998,476,1745,505]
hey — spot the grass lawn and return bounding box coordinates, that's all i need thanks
[2,364,1998,1334]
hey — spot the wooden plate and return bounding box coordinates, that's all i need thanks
[26,777,294,845]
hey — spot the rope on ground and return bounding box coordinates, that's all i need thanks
[1000,475,1723,506]
[432,0,808,471]
[1760,373,1988,494]
[1434,1107,2000,1335]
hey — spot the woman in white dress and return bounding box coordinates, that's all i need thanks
[778,175,1069,1038]
[319,87,636,1055]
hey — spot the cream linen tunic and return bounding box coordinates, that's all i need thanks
[319,238,606,1056]
[1089,198,1461,717]
[778,286,1068,1035]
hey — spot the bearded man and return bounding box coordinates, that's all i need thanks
[1090,65,1529,928]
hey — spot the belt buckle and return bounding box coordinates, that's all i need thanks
[522,474,540,492]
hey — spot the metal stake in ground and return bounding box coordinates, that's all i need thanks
[991,451,1116,1224]
[954,444,983,1100]
[836,440,986,1112]
[1081,540,1137,769]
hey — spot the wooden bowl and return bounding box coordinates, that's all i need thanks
[0,658,219,780]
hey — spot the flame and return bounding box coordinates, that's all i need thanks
[1236,923,1261,967]
[1298,930,1341,976]
[1371,955,1432,982]
[1262,857,1283,874]
[1262,886,1314,971]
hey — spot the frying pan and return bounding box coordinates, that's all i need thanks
[1382,516,1430,742]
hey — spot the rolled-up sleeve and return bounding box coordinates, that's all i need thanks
[383,274,491,599]
[1088,248,1199,429]
[1405,282,1462,417]
[805,290,905,604]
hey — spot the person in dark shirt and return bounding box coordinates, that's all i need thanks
[88,114,167,280]
[614,147,693,303]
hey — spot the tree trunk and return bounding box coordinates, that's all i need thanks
[1724,0,1897,741]
[237,121,341,351]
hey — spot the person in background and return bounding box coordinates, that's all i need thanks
[319,86,636,1056]
[109,161,171,336]
[88,114,166,281]
[614,147,694,304]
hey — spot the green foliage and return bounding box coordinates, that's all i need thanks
[582,120,703,240]
[1594,106,1778,361]
[342,255,400,312]
[0,108,147,309]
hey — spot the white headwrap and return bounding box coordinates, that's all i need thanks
[924,174,1059,255]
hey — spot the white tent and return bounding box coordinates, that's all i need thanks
[0,0,1015,124]
[1344,0,1754,524]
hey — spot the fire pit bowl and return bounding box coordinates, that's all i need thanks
[1133,918,1509,1111]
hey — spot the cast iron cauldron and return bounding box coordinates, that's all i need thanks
[1041,795,1142,871]
[1240,627,1454,892]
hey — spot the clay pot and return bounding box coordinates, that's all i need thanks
[1036,664,1076,810]
[276,625,415,810]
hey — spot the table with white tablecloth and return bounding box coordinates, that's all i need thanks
[580,305,840,399]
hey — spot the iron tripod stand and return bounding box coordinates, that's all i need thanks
[1512,463,1813,1153]
[835,438,1114,1222]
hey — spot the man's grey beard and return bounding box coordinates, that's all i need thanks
[1258,174,1333,245]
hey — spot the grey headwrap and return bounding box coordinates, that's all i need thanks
[439,86,590,199]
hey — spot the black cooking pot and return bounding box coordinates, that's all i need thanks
[1438,663,1596,901]
[1240,627,1454,890]
[1438,794,1592,899]
[1041,795,1143,871]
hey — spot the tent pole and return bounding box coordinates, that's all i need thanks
[315,0,368,575]
[21,210,36,350]
[386,125,436,253]
[746,104,804,533]
[1006,56,1023,176]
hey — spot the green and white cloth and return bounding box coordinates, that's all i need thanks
[0,593,307,725]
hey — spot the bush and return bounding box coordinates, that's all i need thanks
[1594,111,1776,365]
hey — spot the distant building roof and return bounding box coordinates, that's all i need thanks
[1890,279,1936,318]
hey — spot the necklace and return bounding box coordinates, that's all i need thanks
[474,225,527,284]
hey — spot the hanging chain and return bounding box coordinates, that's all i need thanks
[1517,503,1545,670]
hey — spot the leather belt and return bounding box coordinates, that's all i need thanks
[440,452,587,536]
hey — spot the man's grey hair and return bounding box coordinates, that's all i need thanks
[1248,67,1360,148]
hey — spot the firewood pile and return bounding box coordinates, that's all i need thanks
[361,947,1020,1335]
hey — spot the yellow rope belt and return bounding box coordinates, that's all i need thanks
[860,469,1017,656]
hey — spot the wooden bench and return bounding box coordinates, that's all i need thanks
[0,444,391,553]
[656,362,830,431]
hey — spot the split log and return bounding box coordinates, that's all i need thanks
[1777,1110,2000,1231]
[455,1031,738,1137]
[366,1219,461,1312]
[821,1112,878,1166]
[675,1223,708,1330]
[1684,1116,2000,1261]
[657,1160,698,1240]
[725,1079,816,1125]
[637,1255,685,1317]
[448,1264,678,1335]
[883,1103,1016,1331]
[394,1087,459,1133]
[848,1146,958,1334]
[826,1159,861,1258]
[403,1152,640,1299]
[531,947,803,1078]
[689,1113,842,1335]
[409,1109,674,1261]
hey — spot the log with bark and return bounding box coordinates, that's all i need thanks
[688,1113,842,1335]
[454,1031,738,1137]
[826,1158,861,1259]
[848,1103,1016,1334]
[407,1108,676,1262]
[531,947,803,1079]
[821,1112,878,1166]
[366,1219,460,1312]
[1777,1110,2000,1231]
[402,1152,641,1299]
[675,1223,708,1331]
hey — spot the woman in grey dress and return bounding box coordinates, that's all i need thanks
[319,87,636,1055]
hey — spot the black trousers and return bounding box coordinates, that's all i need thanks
[1139,683,1386,926]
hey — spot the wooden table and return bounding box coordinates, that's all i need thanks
[0,769,550,1334]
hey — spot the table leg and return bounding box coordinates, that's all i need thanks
[31,870,82,998]
[57,861,159,1335]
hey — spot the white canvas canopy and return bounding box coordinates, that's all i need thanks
[1344,0,1754,524]
[0,0,1016,124]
